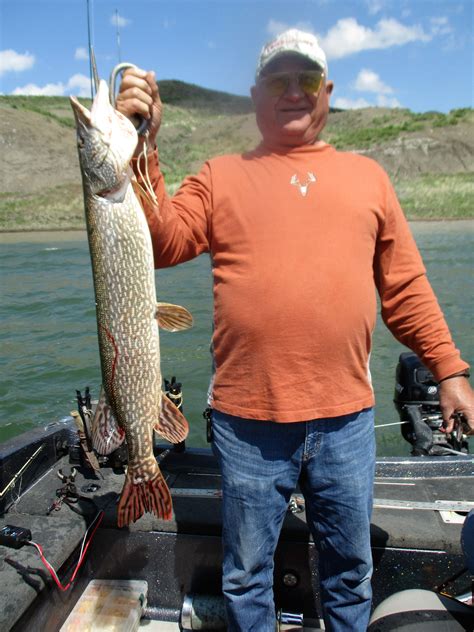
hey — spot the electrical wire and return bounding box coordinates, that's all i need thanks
[27,510,104,591]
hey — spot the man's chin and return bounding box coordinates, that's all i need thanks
[278,124,315,144]
[278,117,313,135]
[259,120,319,148]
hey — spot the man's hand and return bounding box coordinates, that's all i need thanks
[115,67,162,155]
[439,377,474,435]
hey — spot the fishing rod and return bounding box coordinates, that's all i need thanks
[115,8,122,63]
[86,0,95,99]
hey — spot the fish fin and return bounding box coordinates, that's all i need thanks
[156,302,194,332]
[117,465,172,527]
[91,386,126,455]
[154,393,189,443]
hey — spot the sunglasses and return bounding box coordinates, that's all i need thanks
[258,70,325,97]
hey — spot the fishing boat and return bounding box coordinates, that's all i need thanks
[0,353,473,631]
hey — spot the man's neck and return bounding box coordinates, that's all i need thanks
[262,137,328,152]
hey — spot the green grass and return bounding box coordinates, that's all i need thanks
[324,107,473,149]
[327,123,419,148]
[1,173,470,230]
[157,104,254,189]
[0,184,85,231]
[0,94,89,128]
[395,173,474,219]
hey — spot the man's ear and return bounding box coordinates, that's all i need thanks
[325,80,334,97]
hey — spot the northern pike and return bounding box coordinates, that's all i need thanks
[70,80,192,527]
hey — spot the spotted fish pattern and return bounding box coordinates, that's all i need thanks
[70,81,191,527]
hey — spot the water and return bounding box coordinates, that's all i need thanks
[1,222,472,454]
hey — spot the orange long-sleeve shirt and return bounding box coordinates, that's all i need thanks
[136,142,468,422]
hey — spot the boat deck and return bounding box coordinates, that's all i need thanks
[0,420,472,631]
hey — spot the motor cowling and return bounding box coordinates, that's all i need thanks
[394,352,469,456]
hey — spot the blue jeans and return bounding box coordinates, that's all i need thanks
[211,408,375,632]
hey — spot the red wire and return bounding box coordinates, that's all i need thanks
[29,511,104,592]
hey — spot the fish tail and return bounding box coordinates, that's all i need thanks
[117,466,172,527]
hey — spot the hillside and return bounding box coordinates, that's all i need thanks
[0,81,473,230]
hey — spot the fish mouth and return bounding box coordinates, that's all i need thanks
[70,80,111,129]
[70,95,92,127]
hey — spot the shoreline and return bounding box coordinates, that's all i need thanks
[1,218,473,235]
[0,230,87,244]
[1,219,473,244]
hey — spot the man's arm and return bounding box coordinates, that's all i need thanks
[374,176,473,434]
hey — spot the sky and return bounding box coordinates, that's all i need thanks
[0,0,473,113]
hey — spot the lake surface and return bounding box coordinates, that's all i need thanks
[1,222,473,455]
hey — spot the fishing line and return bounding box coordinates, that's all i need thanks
[136,137,159,208]
[374,421,408,429]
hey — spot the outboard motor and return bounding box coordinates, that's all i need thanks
[394,352,469,456]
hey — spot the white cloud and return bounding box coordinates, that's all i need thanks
[430,16,452,36]
[430,16,458,51]
[333,94,401,109]
[342,68,401,110]
[13,82,65,96]
[366,0,384,15]
[320,17,431,60]
[0,49,35,75]
[67,73,92,97]
[264,15,450,62]
[266,20,287,38]
[12,73,92,97]
[75,47,88,61]
[333,96,371,109]
[376,94,401,107]
[266,19,314,38]
[110,13,130,28]
[353,69,393,94]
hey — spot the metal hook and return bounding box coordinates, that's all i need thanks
[109,62,150,135]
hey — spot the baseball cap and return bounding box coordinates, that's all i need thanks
[256,28,328,79]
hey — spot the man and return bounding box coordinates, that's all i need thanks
[117,29,473,632]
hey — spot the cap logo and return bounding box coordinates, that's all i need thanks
[265,36,315,53]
